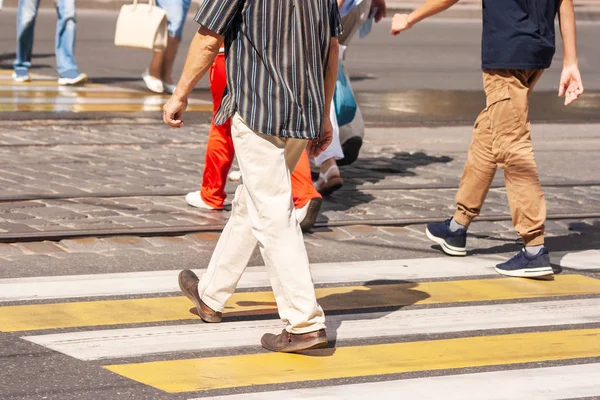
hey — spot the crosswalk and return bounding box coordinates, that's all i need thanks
[0,70,211,113]
[1,251,599,398]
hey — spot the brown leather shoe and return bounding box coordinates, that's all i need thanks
[261,328,328,353]
[178,269,222,323]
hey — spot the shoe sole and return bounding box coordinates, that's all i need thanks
[338,137,363,166]
[177,272,222,323]
[58,76,88,86]
[425,227,467,257]
[185,194,221,210]
[495,266,554,278]
[299,198,323,232]
[261,338,328,353]
[318,177,343,197]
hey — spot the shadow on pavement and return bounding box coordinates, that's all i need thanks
[0,52,54,69]
[189,279,430,354]
[319,279,430,349]
[459,220,600,274]
[316,152,453,215]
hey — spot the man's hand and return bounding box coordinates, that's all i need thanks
[308,117,333,157]
[558,64,584,106]
[391,13,412,35]
[371,0,387,22]
[163,94,188,128]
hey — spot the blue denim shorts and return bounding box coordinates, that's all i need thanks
[155,0,191,40]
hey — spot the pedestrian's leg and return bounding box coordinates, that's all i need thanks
[292,150,323,231]
[230,114,325,334]
[453,73,499,227]
[195,182,258,311]
[55,0,78,78]
[292,150,321,209]
[490,70,546,246]
[489,70,551,277]
[426,73,497,256]
[201,122,234,209]
[14,0,41,76]
[200,54,234,209]
[158,0,190,86]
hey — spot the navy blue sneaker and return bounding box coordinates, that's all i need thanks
[426,219,467,256]
[495,247,553,278]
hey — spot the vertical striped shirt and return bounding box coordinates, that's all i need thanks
[195,0,342,140]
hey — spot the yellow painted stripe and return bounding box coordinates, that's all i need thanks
[1,275,599,332]
[0,104,212,112]
[0,91,169,99]
[105,328,600,393]
[0,81,108,87]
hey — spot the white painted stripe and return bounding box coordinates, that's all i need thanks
[196,363,600,400]
[0,256,506,302]
[22,299,600,361]
[558,250,600,270]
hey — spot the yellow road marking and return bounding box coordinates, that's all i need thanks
[0,90,168,99]
[1,275,599,332]
[105,328,600,393]
[0,104,212,112]
[0,81,108,88]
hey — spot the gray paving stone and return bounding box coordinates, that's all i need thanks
[0,243,26,258]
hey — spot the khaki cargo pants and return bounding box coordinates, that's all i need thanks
[453,69,546,246]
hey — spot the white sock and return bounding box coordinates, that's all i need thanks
[525,245,544,256]
[449,218,466,233]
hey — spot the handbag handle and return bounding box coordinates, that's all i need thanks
[131,0,157,10]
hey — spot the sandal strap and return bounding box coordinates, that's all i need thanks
[315,165,339,191]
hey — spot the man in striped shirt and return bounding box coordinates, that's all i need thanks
[164,0,342,353]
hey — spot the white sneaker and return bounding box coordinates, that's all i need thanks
[58,73,88,86]
[228,170,242,181]
[295,202,310,224]
[185,191,219,210]
[142,71,164,93]
[295,197,323,232]
[12,72,31,83]
[163,82,176,94]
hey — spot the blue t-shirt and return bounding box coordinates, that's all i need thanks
[482,0,560,70]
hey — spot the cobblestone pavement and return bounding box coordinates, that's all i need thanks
[0,122,598,238]
[1,218,599,279]
[0,120,598,279]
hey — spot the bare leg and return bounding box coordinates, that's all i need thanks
[148,50,164,79]
[160,36,180,84]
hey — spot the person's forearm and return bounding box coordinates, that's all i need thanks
[559,0,578,66]
[408,0,459,26]
[324,38,339,117]
[173,27,224,99]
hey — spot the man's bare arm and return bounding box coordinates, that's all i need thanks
[391,0,459,35]
[308,37,339,157]
[163,27,224,128]
[557,0,584,105]
[323,38,339,118]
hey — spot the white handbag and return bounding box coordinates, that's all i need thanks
[114,0,168,51]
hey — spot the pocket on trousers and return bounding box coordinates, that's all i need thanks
[486,86,520,131]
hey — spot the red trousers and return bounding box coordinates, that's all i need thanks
[201,54,321,210]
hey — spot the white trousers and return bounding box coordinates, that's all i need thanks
[197,113,326,334]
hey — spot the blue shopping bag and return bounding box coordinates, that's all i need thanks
[334,63,357,127]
